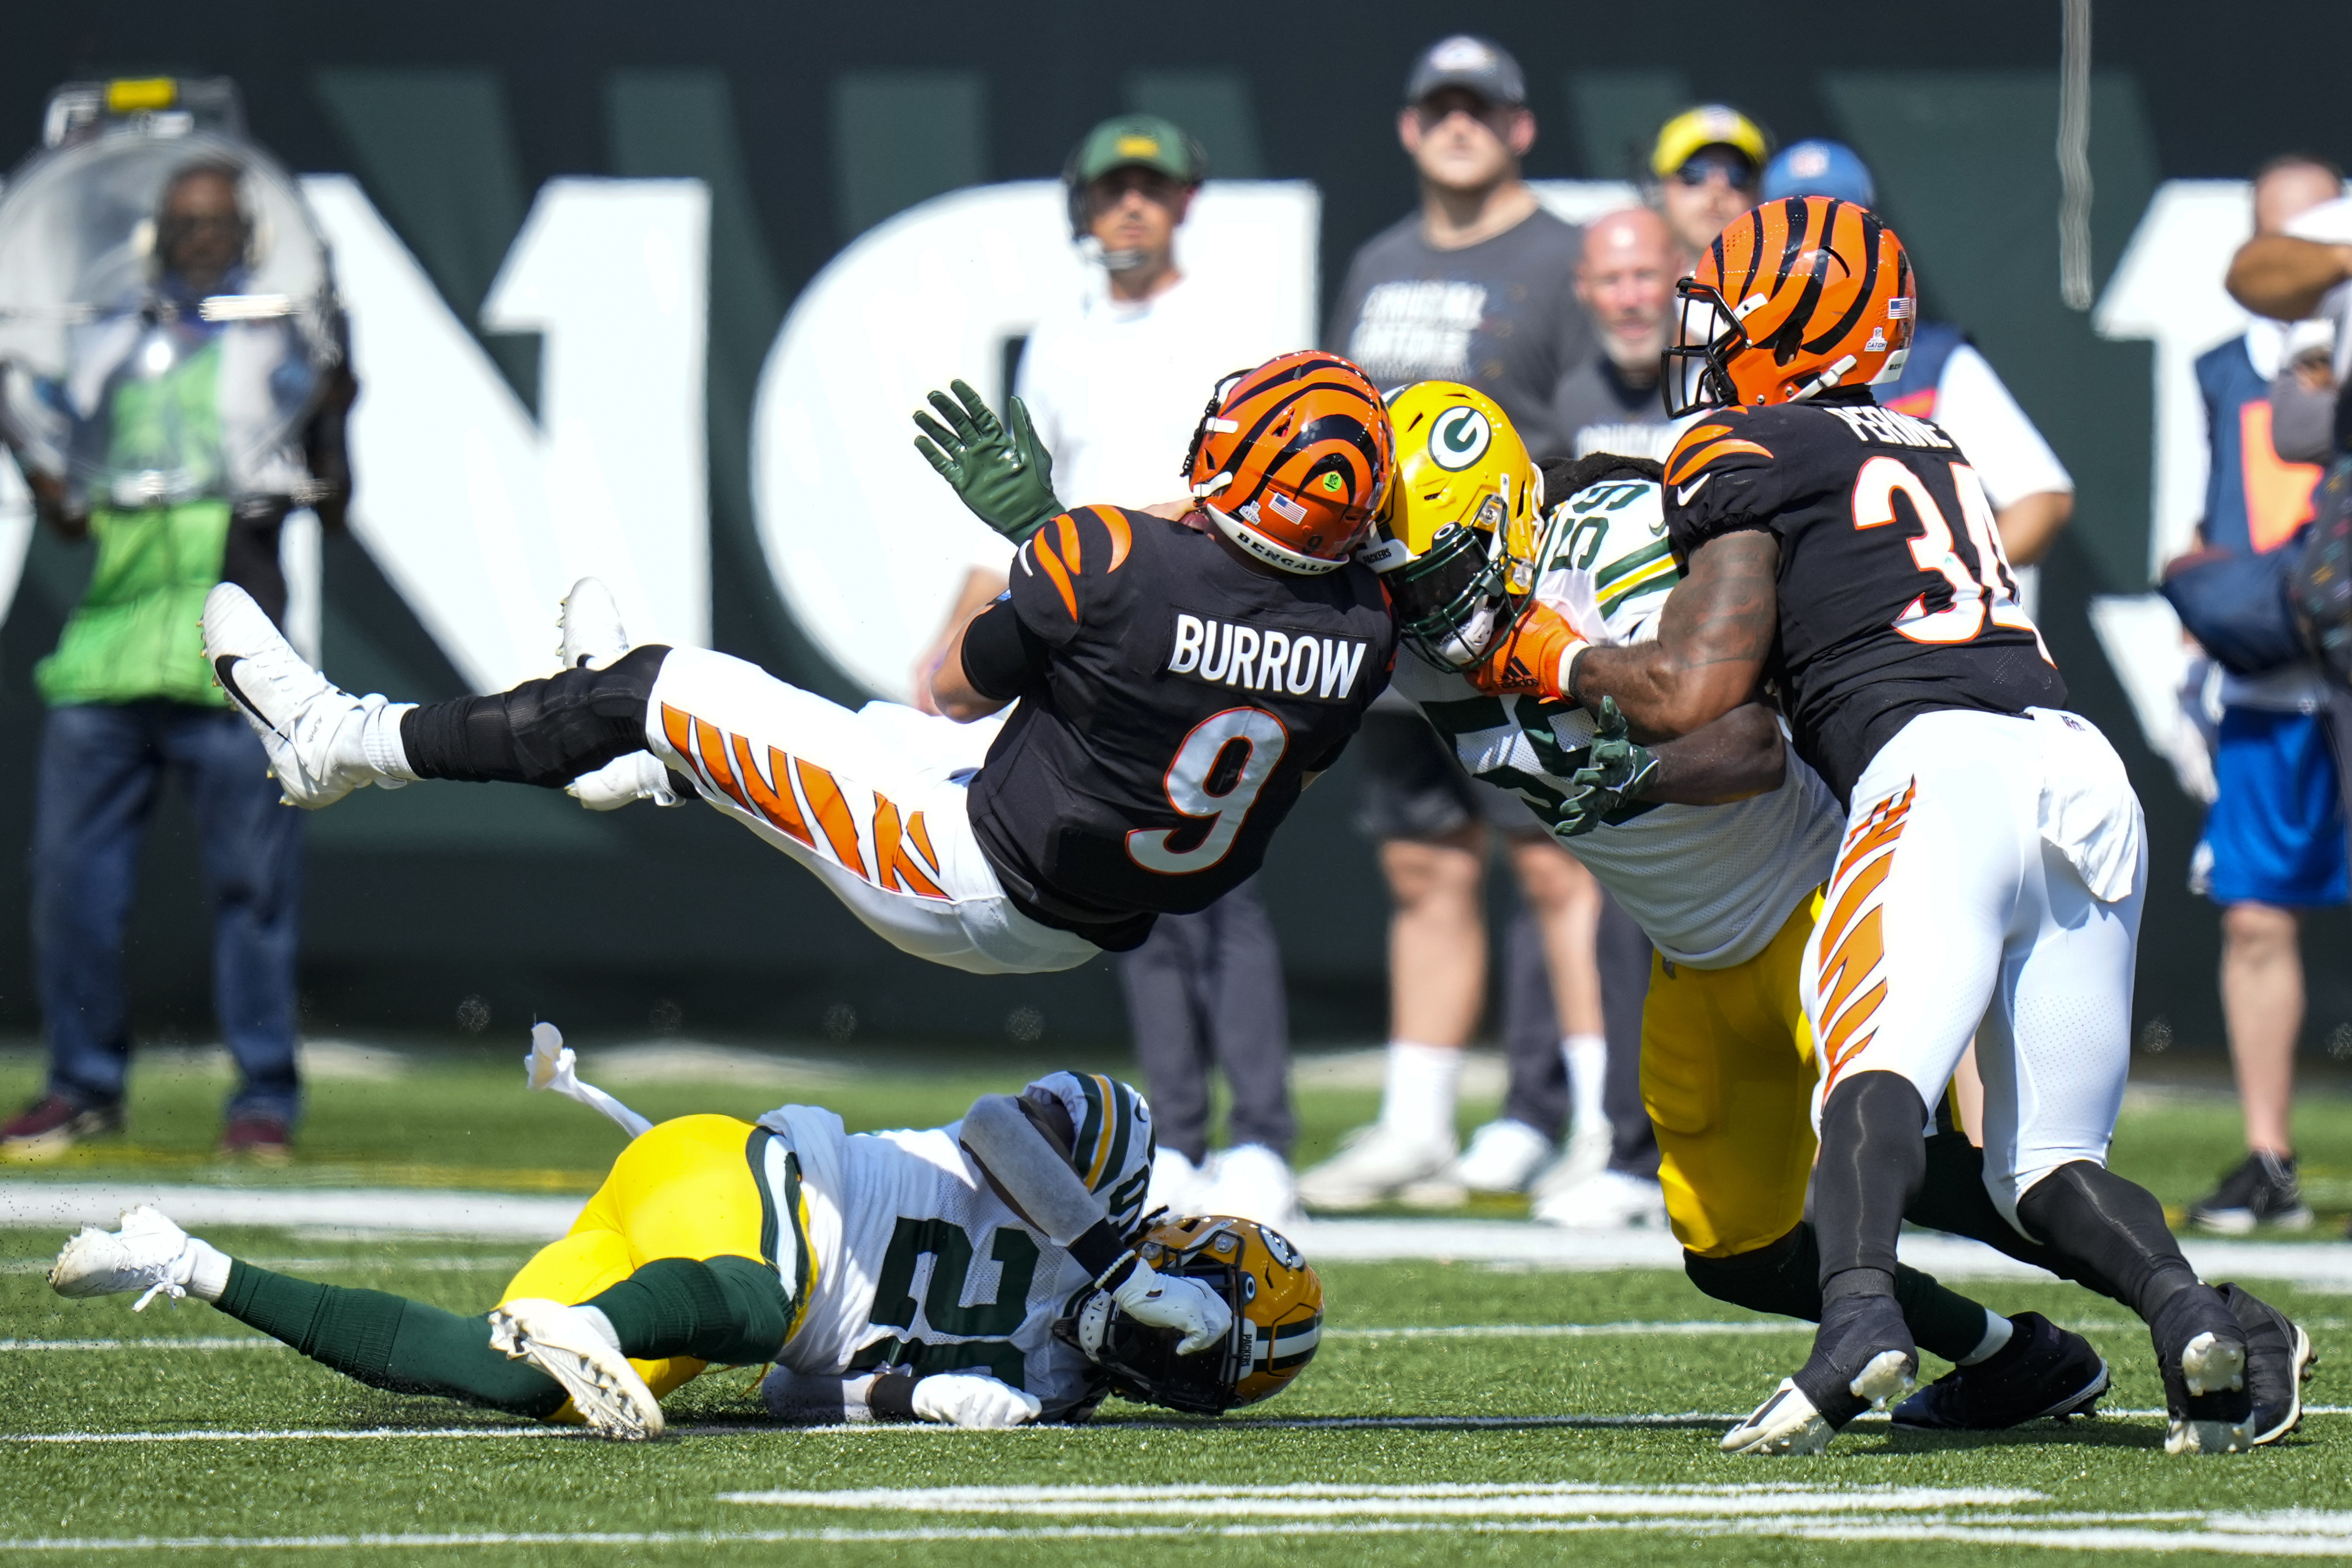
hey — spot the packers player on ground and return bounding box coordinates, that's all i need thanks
[1473,197,2311,1456]
[48,1053,1322,1437]
[1366,380,2111,1434]
[198,352,1395,978]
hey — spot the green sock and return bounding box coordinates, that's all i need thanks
[584,1255,790,1366]
[215,1260,565,1417]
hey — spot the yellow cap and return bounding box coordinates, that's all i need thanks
[1650,104,1770,179]
[105,78,179,114]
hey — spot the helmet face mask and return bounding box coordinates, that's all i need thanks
[1054,1214,1323,1417]
[1662,278,1745,418]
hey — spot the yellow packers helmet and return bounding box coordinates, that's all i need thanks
[1055,1214,1322,1415]
[1359,381,1541,670]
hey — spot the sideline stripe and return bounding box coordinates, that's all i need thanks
[0,1338,279,1352]
[3,1256,522,1276]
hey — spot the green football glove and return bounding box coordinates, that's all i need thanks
[1556,698,1660,838]
[912,379,1064,543]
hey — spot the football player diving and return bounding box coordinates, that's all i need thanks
[1357,379,2120,1435]
[1464,197,2312,1456]
[197,351,1396,975]
[49,1044,1322,1438]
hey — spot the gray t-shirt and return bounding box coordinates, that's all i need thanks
[1325,205,1592,460]
[1551,355,1680,462]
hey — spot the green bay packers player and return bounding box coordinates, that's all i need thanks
[48,1051,1321,1437]
[198,352,1394,977]
[1367,381,2116,1435]
[1471,198,2312,1456]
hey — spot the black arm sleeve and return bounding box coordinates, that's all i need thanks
[960,596,1051,702]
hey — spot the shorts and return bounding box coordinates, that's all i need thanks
[2195,706,2349,908]
[1642,892,1820,1258]
[1352,708,1547,842]
[499,1114,809,1411]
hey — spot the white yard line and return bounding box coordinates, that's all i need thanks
[7,1182,2349,1284]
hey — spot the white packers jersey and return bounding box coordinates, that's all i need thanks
[754,1101,1106,1421]
[1393,475,1841,968]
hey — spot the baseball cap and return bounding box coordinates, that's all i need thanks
[1650,104,1770,180]
[1404,35,1527,108]
[1069,114,1204,186]
[1762,139,1877,208]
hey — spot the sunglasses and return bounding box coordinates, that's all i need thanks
[1672,153,1757,189]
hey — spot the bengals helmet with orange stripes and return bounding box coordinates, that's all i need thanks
[1663,196,1914,417]
[1184,351,1393,575]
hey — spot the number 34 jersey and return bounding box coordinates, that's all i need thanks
[1662,395,2066,805]
[968,506,1395,941]
[755,1084,1119,1422]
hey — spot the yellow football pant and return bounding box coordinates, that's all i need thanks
[499,1113,771,1406]
[1642,893,1824,1260]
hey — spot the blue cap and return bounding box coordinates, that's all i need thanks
[1761,139,1876,208]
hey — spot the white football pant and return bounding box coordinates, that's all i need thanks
[1805,707,2147,1229]
[644,647,1101,975]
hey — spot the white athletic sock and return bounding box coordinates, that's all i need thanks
[183,1238,232,1303]
[571,1305,623,1351]
[1380,1041,1461,1146]
[356,699,420,783]
[1562,1033,1608,1138]
[1958,1308,2014,1366]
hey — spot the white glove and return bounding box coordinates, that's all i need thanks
[566,751,681,812]
[1109,1255,1232,1355]
[909,1371,1042,1429]
[524,1022,652,1138]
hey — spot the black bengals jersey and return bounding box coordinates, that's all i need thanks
[1661,391,2066,805]
[963,505,1395,948]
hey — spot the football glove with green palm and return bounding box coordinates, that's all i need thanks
[912,380,1064,543]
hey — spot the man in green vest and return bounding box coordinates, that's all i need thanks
[0,158,352,1161]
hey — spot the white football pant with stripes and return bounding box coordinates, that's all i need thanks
[644,647,1101,975]
[1803,707,2147,1228]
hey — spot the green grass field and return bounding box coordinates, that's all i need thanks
[5,1043,2352,1563]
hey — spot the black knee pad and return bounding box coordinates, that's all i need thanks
[405,644,670,788]
[1685,1226,1821,1321]
[1812,1070,1928,1281]
[2015,1160,2196,1321]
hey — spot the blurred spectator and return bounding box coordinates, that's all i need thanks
[1762,139,2078,575]
[909,114,1305,1225]
[1327,33,1592,457]
[1303,36,1612,1213]
[1551,207,1691,462]
[2181,155,2346,1233]
[0,157,353,1161]
[1648,105,1769,257]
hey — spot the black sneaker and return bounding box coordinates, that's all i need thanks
[2187,1151,2313,1234]
[1721,1292,1916,1455]
[2218,1282,2317,1445]
[1891,1312,2108,1429]
[2152,1284,2253,1455]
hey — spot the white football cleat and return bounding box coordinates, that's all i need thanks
[203,583,399,808]
[489,1298,663,1441]
[1295,1123,1456,1211]
[1531,1167,1668,1230]
[49,1205,197,1311]
[1195,1143,1304,1231]
[1721,1352,1915,1456]
[2166,1330,2253,1455]
[1147,1146,1209,1218]
[558,577,630,671]
[1449,1118,1556,1195]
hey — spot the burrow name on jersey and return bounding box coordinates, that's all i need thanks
[1167,613,1370,701]
[1822,403,1954,451]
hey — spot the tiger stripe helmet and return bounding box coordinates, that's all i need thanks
[1664,195,1914,417]
[1055,1213,1323,1415]
[1183,350,1393,575]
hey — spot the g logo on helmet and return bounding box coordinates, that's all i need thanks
[1429,405,1491,472]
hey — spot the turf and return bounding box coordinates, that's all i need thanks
[3,1047,2350,1563]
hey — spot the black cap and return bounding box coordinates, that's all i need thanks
[1404,35,1526,109]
